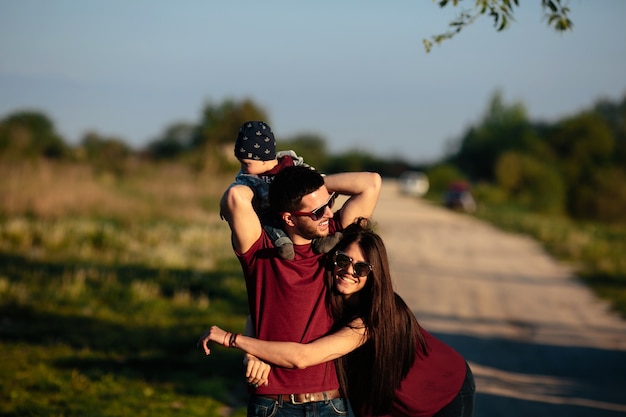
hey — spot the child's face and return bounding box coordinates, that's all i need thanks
[239,159,269,175]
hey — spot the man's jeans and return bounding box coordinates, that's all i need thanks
[248,395,353,417]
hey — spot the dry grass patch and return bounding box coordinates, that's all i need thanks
[0,159,234,222]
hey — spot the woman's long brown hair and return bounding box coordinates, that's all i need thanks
[327,218,428,415]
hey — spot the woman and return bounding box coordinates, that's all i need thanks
[199,218,475,417]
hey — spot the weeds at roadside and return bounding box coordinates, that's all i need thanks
[1,160,250,416]
[0,252,250,417]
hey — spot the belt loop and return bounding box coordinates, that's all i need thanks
[277,394,284,407]
[323,391,328,403]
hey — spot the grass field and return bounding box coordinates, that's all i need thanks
[2,160,625,416]
[1,160,252,416]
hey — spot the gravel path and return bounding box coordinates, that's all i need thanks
[373,180,626,417]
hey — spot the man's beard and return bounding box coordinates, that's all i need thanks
[294,218,328,241]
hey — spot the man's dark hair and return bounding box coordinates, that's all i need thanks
[269,165,325,213]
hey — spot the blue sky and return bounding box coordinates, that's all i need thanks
[1,0,625,164]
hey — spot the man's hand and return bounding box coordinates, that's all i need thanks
[243,353,270,388]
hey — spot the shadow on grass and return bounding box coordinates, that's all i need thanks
[0,251,249,312]
[0,251,251,408]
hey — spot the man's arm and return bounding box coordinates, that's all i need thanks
[324,172,382,228]
[220,184,263,254]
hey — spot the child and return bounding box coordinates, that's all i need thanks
[228,120,341,260]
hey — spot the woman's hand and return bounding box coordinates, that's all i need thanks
[243,353,270,388]
[198,325,229,355]
[198,327,270,387]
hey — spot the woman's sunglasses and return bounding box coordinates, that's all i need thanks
[291,193,337,221]
[334,251,373,277]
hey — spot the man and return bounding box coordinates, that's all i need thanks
[219,164,381,416]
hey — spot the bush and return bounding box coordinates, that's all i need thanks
[495,151,565,214]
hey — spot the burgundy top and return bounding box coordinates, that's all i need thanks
[237,217,342,395]
[376,328,467,417]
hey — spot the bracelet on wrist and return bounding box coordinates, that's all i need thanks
[222,332,231,347]
[229,333,240,348]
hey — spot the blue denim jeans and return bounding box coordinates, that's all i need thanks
[433,362,476,417]
[248,395,353,417]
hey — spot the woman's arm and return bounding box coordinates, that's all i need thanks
[199,319,367,369]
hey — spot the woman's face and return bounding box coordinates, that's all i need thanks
[333,242,370,298]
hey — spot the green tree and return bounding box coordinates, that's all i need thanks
[325,151,379,174]
[80,131,133,176]
[593,94,626,166]
[0,110,67,159]
[191,98,268,172]
[449,91,533,181]
[425,162,467,195]
[281,133,329,171]
[145,122,195,160]
[584,167,626,223]
[324,150,413,177]
[425,0,573,52]
[546,112,617,220]
[495,151,565,213]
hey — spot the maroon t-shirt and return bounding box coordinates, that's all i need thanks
[237,218,341,395]
[377,328,467,417]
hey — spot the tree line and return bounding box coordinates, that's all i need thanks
[1,91,625,223]
[440,91,626,223]
[0,98,417,177]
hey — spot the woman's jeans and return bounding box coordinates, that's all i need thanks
[248,395,353,417]
[434,362,476,417]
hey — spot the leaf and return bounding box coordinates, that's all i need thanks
[498,16,508,31]
[423,39,433,53]
[545,0,558,13]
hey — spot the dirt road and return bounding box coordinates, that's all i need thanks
[373,180,626,417]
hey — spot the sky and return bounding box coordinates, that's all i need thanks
[1,1,625,164]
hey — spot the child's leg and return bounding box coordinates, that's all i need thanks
[259,211,294,260]
[262,224,294,260]
[312,232,343,254]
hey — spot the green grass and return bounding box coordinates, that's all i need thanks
[5,159,624,415]
[0,219,251,417]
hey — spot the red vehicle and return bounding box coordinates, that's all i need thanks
[444,181,476,212]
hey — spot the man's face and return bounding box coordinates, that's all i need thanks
[290,188,335,240]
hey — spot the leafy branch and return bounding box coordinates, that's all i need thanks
[424,0,573,53]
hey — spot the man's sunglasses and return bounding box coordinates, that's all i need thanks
[291,193,337,221]
[334,251,373,278]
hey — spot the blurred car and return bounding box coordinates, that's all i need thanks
[399,171,429,197]
[444,181,476,213]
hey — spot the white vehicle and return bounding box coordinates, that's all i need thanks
[398,171,429,197]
